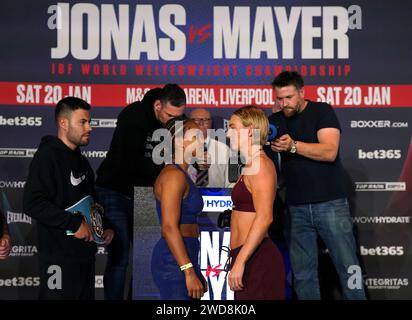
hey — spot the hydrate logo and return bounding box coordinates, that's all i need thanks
[7,211,32,224]
[350,120,408,128]
[360,246,404,256]
[81,151,107,158]
[202,196,233,212]
[90,118,117,128]
[355,182,406,191]
[0,180,26,188]
[365,278,408,290]
[0,116,42,127]
[9,245,38,257]
[353,216,410,224]
[358,149,401,160]
[0,148,37,157]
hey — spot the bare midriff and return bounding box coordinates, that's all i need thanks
[161,224,199,238]
[230,210,268,249]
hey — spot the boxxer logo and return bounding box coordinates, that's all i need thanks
[351,120,408,128]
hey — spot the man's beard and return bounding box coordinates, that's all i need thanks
[283,107,298,118]
[68,133,89,147]
[283,101,303,118]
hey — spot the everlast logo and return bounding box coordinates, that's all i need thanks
[7,212,32,224]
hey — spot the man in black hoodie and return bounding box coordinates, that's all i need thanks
[23,97,113,299]
[95,84,186,299]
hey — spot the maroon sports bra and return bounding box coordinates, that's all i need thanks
[231,176,256,212]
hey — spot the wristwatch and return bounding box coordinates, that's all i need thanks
[290,141,297,153]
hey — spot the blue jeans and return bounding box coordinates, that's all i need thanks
[96,186,133,300]
[285,198,366,300]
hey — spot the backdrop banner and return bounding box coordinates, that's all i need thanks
[0,0,411,299]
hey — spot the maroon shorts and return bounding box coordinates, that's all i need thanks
[230,237,285,300]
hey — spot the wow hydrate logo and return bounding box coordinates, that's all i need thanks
[48,3,362,61]
[202,196,232,212]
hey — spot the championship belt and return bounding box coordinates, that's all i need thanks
[65,195,105,244]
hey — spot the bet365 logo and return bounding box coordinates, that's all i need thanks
[360,246,404,256]
[0,116,42,126]
[358,149,401,160]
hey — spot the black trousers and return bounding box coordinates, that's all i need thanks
[39,259,95,300]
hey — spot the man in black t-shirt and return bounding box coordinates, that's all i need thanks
[269,71,365,300]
